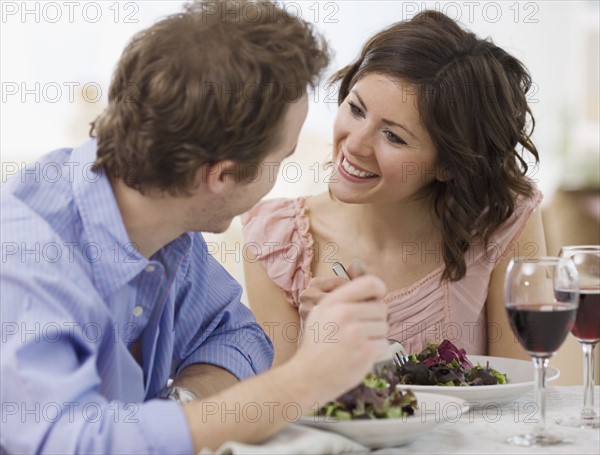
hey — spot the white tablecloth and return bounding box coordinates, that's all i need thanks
[372,386,599,454]
[205,386,599,455]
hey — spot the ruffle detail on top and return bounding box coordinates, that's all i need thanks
[241,197,314,307]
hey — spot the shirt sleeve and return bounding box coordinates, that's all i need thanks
[171,234,274,379]
[0,260,193,455]
[241,197,314,307]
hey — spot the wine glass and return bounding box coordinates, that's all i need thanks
[556,245,600,429]
[504,256,579,446]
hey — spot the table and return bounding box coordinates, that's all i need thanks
[205,386,599,454]
[373,386,600,454]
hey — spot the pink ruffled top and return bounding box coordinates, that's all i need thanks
[241,189,542,356]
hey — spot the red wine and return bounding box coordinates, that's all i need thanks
[507,303,577,356]
[572,289,600,342]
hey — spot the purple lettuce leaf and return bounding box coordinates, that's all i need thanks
[437,339,473,369]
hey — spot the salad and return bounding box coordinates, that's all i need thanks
[314,366,418,420]
[395,339,508,386]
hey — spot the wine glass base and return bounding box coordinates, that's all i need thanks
[506,432,574,447]
[556,415,600,429]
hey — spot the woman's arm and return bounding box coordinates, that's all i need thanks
[486,208,547,358]
[243,258,301,367]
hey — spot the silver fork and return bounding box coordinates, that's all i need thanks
[390,342,410,370]
[393,351,410,369]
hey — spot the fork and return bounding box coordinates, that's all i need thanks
[393,351,410,370]
[390,342,410,370]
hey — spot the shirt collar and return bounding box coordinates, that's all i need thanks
[70,140,195,299]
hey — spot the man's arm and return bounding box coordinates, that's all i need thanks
[182,275,390,452]
[0,265,194,455]
[172,364,238,399]
[172,236,274,388]
[2,248,388,454]
[182,357,316,450]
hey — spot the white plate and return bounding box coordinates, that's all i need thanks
[391,355,560,407]
[298,392,469,449]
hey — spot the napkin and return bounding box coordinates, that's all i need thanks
[199,423,370,455]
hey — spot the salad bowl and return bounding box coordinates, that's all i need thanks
[391,355,560,407]
[299,391,469,449]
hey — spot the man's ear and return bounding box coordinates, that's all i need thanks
[196,160,239,194]
[435,165,454,182]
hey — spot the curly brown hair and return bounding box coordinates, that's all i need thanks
[91,0,329,195]
[330,10,539,281]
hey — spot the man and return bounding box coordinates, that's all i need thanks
[0,1,389,453]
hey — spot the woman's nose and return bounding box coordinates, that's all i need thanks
[345,127,374,158]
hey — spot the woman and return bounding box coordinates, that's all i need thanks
[242,10,545,367]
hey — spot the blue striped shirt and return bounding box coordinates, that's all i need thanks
[0,140,274,454]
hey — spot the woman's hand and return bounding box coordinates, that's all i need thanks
[294,274,389,397]
[298,276,349,322]
[298,260,368,323]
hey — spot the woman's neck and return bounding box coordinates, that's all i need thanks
[331,194,440,252]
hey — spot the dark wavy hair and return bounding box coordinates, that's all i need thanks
[330,10,539,281]
[91,0,329,195]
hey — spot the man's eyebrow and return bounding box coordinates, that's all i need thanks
[352,90,417,140]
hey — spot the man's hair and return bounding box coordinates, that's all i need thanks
[91,0,329,194]
[331,10,539,281]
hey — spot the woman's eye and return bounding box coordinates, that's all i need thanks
[385,131,407,145]
[348,101,364,117]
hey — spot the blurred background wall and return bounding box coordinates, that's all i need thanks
[2,1,599,384]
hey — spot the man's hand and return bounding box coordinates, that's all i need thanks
[293,274,389,398]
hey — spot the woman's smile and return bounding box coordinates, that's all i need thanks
[338,152,380,182]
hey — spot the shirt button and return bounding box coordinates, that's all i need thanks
[145,265,156,273]
[133,306,143,317]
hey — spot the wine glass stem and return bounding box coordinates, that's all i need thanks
[533,357,549,435]
[581,342,598,419]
